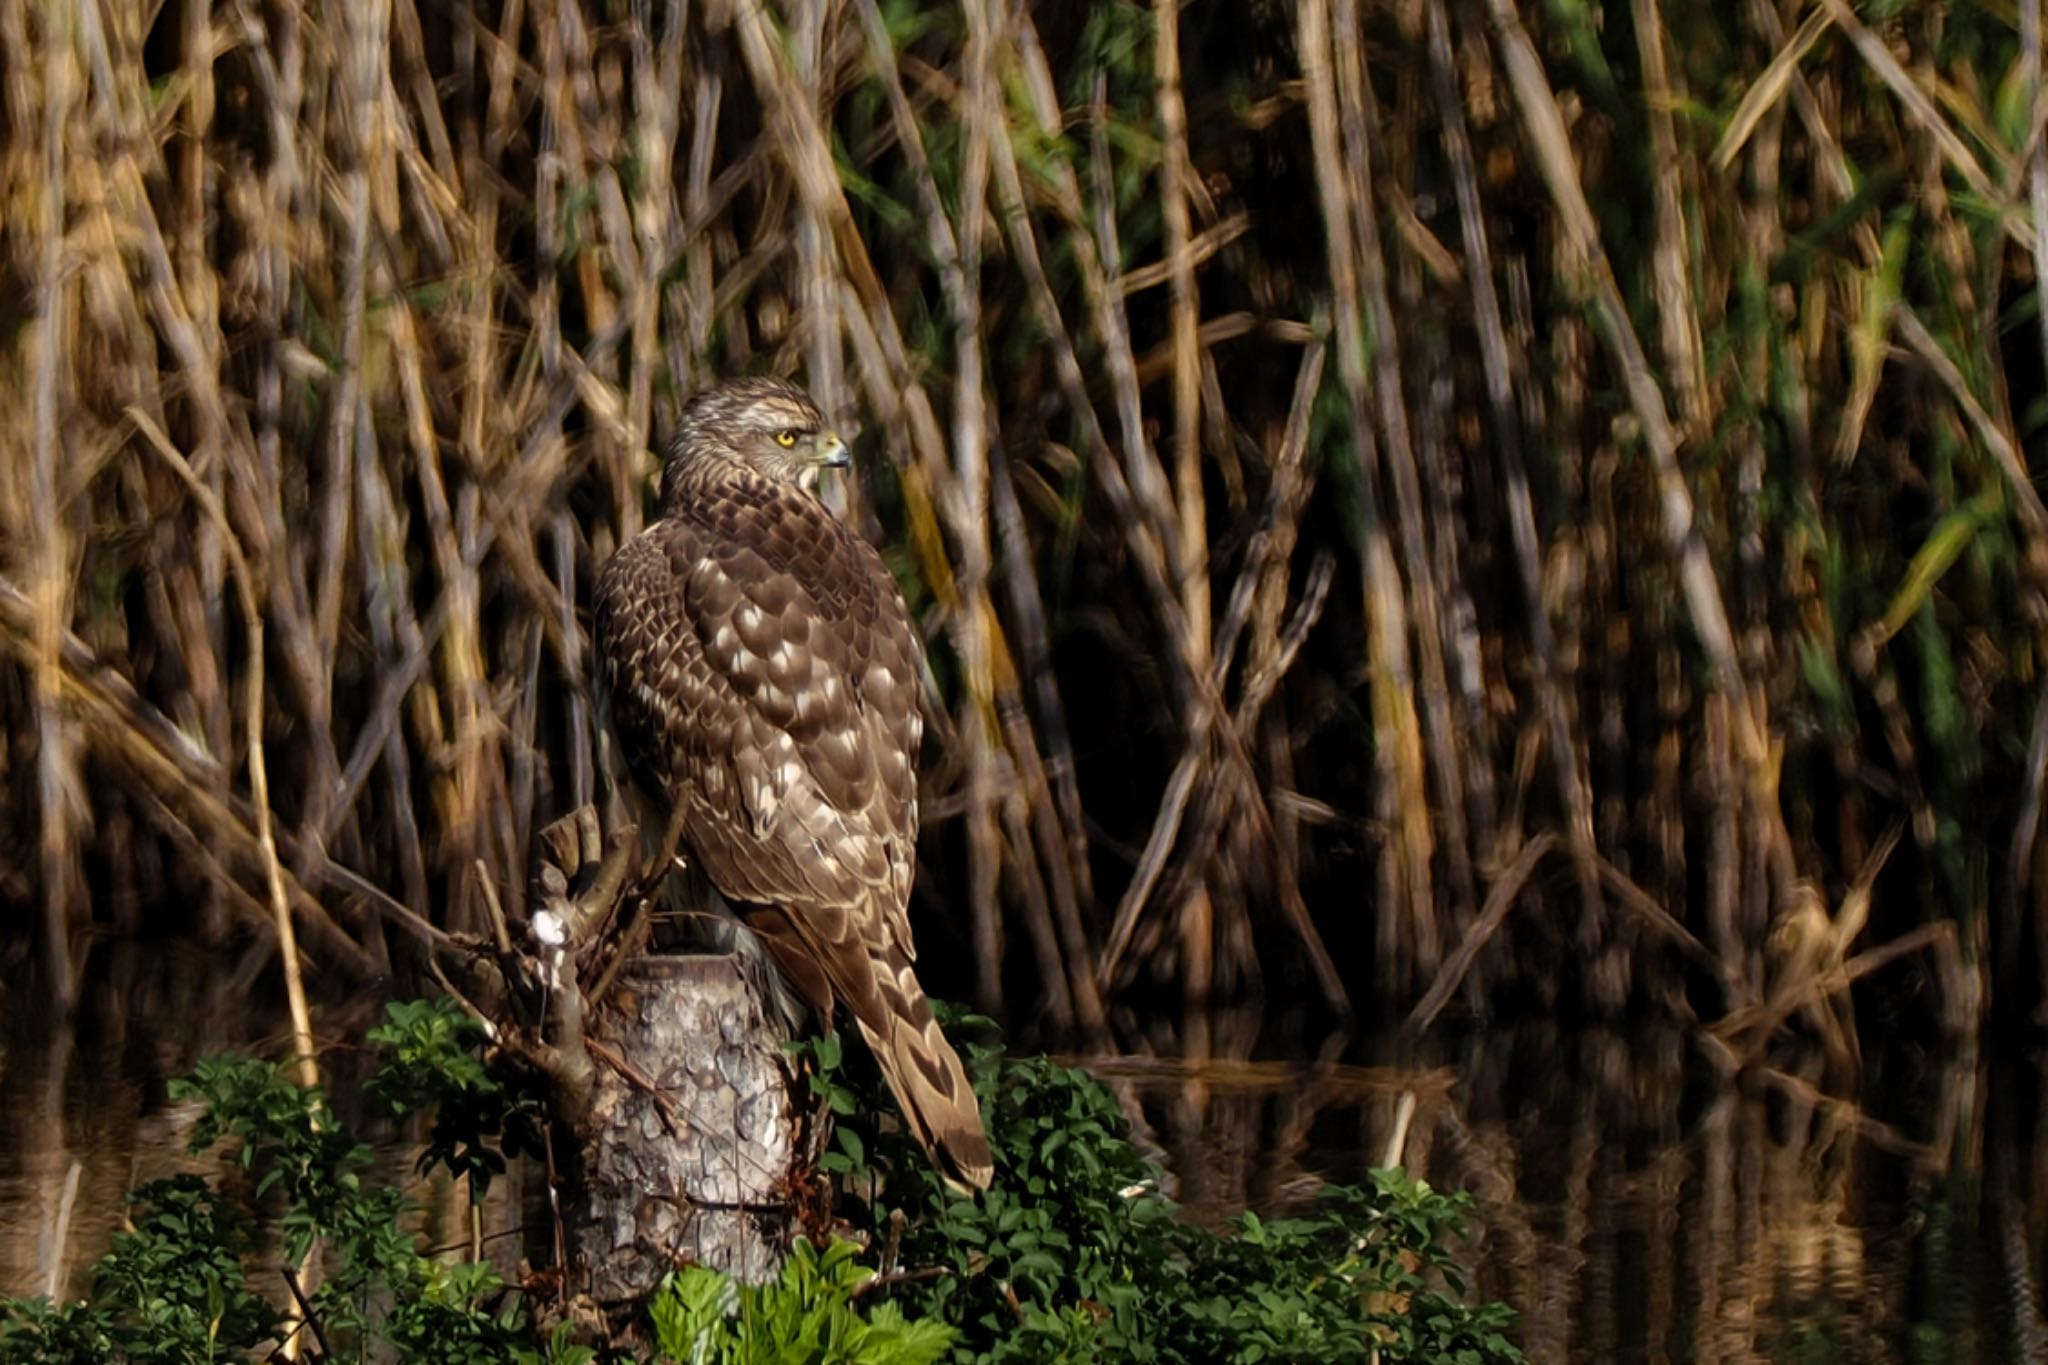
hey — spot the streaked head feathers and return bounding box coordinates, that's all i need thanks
[659,376,849,509]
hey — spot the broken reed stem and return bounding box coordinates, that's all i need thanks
[1407,832,1558,1038]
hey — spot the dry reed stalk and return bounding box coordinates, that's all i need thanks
[1712,9,1836,174]
[2026,1,2048,422]
[1818,0,2019,242]
[976,95,1121,938]
[1426,0,1603,924]
[1151,0,1218,1003]
[988,443,1107,1036]
[1055,133,1232,1009]
[1895,306,2048,540]
[1116,549,1338,999]
[1628,0,1708,436]
[946,0,1002,1010]
[989,39,1339,1009]
[128,411,318,1089]
[8,0,2046,1047]
[1733,0,1795,999]
[1484,0,1803,929]
[1081,74,1187,596]
[1154,0,1210,664]
[792,0,847,435]
[1335,0,1474,947]
[1220,342,1329,696]
[1485,0,1739,693]
[175,0,227,945]
[0,576,375,979]
[1248,369,1322,896]
[974,194,1105,929]
[1107,343,1331,1001]
[1299,0,1435,989]
[1405,831,1557,1038]
[1703,693,1746,993]
[24,2,80,1009]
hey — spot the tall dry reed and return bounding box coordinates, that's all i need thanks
[0,0,2039,1049]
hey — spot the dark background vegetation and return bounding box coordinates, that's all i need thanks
[2,0,2044,1049]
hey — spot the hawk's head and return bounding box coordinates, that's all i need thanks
[659,377,849,509]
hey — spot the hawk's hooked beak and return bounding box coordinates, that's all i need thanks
[814,430,851,470]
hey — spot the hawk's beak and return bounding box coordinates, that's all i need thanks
[815,431,851,469]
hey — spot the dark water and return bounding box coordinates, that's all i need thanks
[4,941,2042,1362]
[1104,1013,2038,1363]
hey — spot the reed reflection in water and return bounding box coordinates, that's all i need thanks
[1088,1012,2031,1362]
[0,941,527,1309]
[1,944,2039,1361]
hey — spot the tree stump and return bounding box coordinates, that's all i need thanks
[455,804,812,1323]
[567,946,800,1302]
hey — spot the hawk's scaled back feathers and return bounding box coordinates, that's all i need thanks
[594,377,992,1190]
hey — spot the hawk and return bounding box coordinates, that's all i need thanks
[593,377,993,1191]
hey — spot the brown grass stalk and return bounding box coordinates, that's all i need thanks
[1335,0,1474,945]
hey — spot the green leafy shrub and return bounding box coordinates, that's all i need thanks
[792,1009,1525,1364]
[0,1174,276,1364]
[366,996,547,1202]
[0,1002,574,1365]
[1176,1176,1523,1365]
[648,1239,954,1365]
[0,998,1520,1365]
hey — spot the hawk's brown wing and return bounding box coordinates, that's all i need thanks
[593,474,991,1189]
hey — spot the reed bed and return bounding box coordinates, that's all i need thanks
[1,0,2043,1042]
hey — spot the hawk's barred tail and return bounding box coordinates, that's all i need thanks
[851,944,994,1192]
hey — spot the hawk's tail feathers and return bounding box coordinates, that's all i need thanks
[852,958,994,1193]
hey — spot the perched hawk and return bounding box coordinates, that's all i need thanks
[594,377,993,1191]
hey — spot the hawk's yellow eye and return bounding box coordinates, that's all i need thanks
[775,429,799,448]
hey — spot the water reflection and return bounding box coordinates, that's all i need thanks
[2,945,2042,1361]
[0,940,520,1308]
[1085,1014,2038,1362]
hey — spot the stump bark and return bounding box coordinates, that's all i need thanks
[566,948,801,1302]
